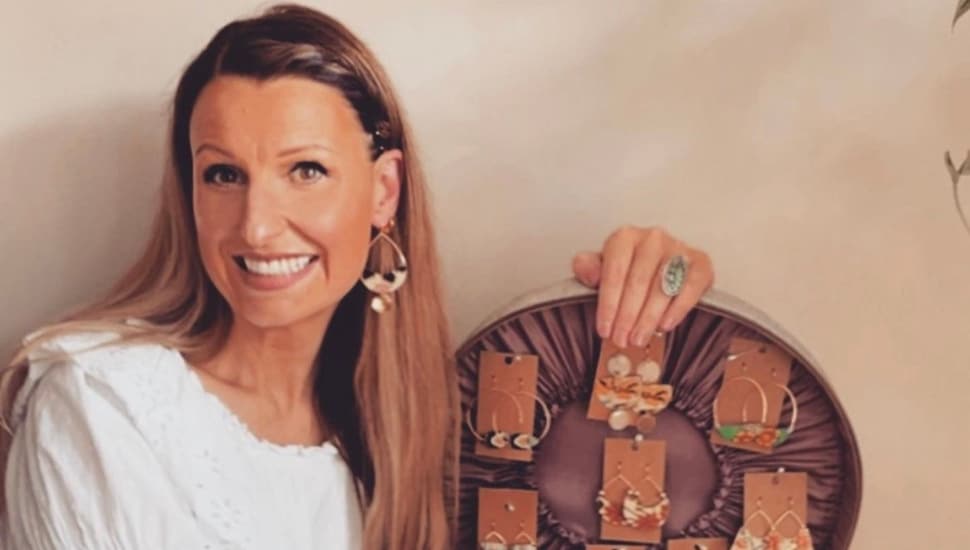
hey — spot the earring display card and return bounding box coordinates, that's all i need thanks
[743,471,809,540]
[710,337,793,454]
[666,537,728,550]
[586,545,646,549]
[477,488,538,547]
[474,351,540,462]
[587,334,668,422]
[599,438,668,544]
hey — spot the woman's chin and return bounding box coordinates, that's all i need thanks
[229,299,340,332]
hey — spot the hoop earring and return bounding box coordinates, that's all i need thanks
[774,382,799,443]
[464,387,523,449]
[713,376,798,449]
[712,375,768,446]
[360,218,407,313]
[464,386,552,451]
[485,387,526,449]
[507,389,552,450]
[713,375,767,425]
[596,461,670,529]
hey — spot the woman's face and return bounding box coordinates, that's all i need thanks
[189,75,400,329]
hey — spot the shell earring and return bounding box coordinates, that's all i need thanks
[597,348,672,433]
[360,218,408,313]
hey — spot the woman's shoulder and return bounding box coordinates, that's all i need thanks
[11,321,188,431]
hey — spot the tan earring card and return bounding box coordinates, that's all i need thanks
[667,537,728,550]
[743,471,808,537]
[599,438,667,544]
[477,488,537,547]
[586,545,646,549]
[474,351,540,462]
[587,334,667,422]
[710,337,793,454]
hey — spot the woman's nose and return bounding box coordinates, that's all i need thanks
[241,181,287,246]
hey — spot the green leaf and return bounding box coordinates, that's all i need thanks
[716,425,740,441]
[955,0,970,27]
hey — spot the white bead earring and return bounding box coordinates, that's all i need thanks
[360,218,408,313]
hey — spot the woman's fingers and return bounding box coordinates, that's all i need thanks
[611,232,666,348]
[658,248,714,332]
[594,226,638,340]
[571,251,603,289]
[585,225,716,347]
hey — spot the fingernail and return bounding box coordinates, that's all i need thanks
[598,321,612,338]
[660,318,674,332]
[614,334,627,349]
[632,332,648,348]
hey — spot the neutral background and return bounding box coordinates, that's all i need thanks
[2,1,969,547]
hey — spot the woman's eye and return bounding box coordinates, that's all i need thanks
[202,164,242,185]
[293,161,327,182]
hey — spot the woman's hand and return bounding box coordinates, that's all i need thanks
[572,225,714,348]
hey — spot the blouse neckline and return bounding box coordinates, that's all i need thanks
[170,348,340,459]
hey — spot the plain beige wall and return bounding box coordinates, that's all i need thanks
[3,1,969,547]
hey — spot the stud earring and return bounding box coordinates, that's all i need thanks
[360,218,407,313]
[725,345,763,362]
[479,523,507,550]
[509,523,536,550]
[635,357,661,383]
[607,352,633,376]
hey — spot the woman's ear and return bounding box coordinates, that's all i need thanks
[371,149,403,227]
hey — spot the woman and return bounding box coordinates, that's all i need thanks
[0,4,714,549]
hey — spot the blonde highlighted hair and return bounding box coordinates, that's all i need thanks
[0,4,459,548]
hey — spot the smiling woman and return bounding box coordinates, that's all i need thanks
[190,76,387,327]
[0,4,713,550]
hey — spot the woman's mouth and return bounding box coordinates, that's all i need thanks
[232,254,319,291]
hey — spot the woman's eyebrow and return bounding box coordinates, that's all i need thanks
[194,143,235,158]
[193,143,333,158]
[277,144,333,156]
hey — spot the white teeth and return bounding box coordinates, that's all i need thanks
[243,255,313,276]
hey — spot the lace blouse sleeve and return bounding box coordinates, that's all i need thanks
[3,343,207,550]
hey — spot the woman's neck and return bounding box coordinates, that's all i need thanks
[200,310,335,414]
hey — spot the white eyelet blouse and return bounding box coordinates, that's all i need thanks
[2,329,363,550]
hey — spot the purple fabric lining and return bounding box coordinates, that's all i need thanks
[457,297,861,550]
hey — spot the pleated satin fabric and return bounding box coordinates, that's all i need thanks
[457,295,861,550]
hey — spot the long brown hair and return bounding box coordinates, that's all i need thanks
[0,4,459,548]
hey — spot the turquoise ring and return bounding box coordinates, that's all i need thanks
[660,254,689,297]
